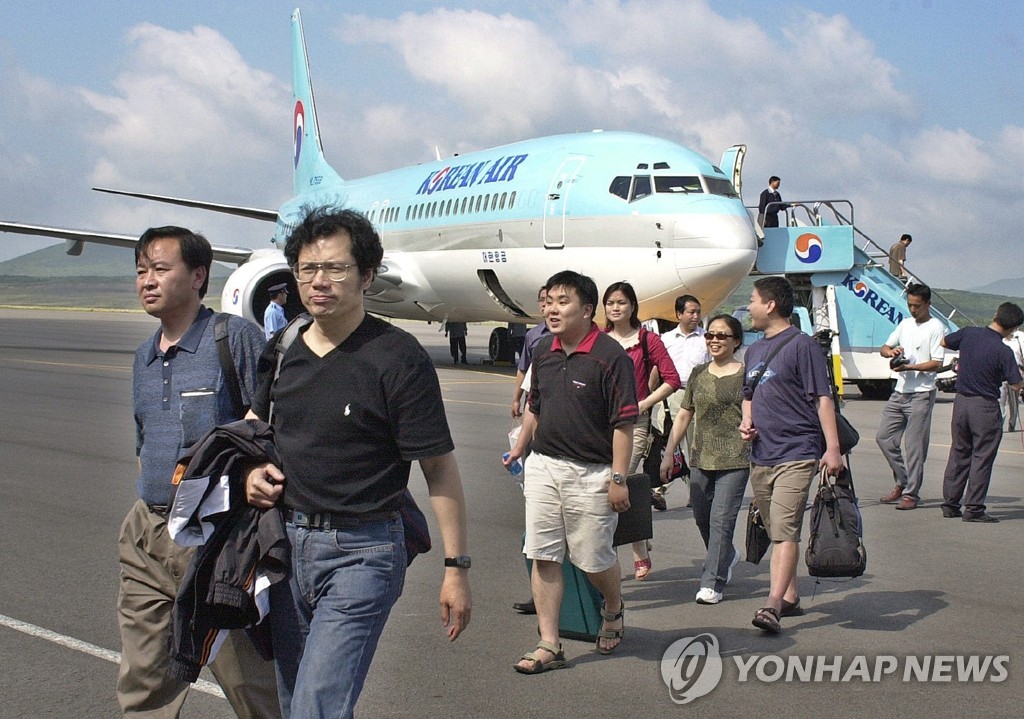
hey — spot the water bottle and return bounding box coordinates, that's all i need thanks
[502,452,524,490]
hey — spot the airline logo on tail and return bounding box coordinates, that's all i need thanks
[293,101,305,168]
[794,232,824,264]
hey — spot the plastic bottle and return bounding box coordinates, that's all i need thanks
[502,452,524,490]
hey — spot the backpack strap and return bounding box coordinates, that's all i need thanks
[748,328,800,398]
[214,313,247,418]
[267,313,313,425]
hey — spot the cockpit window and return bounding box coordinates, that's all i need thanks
[609,176,631,200]
[703,176,739,198]
[654,176,702,194]
[632,176,652,201]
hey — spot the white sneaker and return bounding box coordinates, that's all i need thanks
[726,547,740,585]
[695,587,722,604]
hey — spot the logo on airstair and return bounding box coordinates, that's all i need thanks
[794,233,824,264]
[851,280,868,298]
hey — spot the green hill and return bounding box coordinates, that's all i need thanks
[0,244,230,311]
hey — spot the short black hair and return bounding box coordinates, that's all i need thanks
[753,276,795,319]
[284,206,384,280]
[994,302,1024,331]
[769,175,780,184]
[674,294,700,315]
[906,283,931,303]
[545,270,598,317]
[135,226,213,299]
[901,233,913,243]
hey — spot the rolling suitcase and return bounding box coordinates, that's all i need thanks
[524,534,604,642]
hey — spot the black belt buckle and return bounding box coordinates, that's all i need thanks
[290,510,330,530]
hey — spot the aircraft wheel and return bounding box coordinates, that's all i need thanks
[489,327,514,363]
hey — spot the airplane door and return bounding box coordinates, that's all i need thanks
[543,157,586,249]
[718,144,746,198]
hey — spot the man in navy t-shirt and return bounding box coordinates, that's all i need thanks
[940,303,1024,522]
[740,277,843,634]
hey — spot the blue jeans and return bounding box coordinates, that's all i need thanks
[270,516,406,719]
[689,467,749,592]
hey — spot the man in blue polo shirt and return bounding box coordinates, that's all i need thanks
[121,226,279,718]
[505,270,637,672]
[940,302,1024,523]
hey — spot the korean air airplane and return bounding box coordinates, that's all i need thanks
[0,9,758,357]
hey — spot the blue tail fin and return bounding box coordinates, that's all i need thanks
[291,9,343,197]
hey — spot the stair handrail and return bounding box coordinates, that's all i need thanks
[747,197,976,327]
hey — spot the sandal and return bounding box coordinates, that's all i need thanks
[780,598,804,617]
[752,606,781,634]
[634,557,652,581]
[514,640,567,674]
[596,601,625,654]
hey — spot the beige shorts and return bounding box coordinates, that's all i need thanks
[522,452,619,573]
[749,459,818,543]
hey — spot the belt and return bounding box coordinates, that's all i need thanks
[146,503,169,518]
[282,507,399,530]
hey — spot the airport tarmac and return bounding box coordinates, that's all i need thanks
[0,308,1021,719]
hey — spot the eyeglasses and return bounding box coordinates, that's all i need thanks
[704,332,735,341]
[292,262,357,283]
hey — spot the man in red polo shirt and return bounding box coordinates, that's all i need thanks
[504,270,637,673]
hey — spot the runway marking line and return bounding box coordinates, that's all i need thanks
[0,612,226,699]
[1,357,129,372]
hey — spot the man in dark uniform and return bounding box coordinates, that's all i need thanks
[758,175,788,228]
[940,303,1024,522]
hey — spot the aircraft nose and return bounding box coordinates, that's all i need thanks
[671,212,757,251]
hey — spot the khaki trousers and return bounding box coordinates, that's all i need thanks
[116,500,281,718]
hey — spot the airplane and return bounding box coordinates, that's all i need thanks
[0,9,758,360]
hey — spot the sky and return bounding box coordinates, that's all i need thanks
[1,0,1022,290]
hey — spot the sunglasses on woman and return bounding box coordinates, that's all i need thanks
[704,332,735,341]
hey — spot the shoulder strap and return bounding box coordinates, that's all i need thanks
[639,328,652,377]
[214,313,246,418]
[267,313,313,425]
[748,329,801,397]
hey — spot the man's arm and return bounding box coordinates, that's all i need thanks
[739,398,757,441]
[419,452,472,641]
[608,425,632,512]
[511,369,526,418]
[815,395,844,475]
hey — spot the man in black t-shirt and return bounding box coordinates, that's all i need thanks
[244,207,471,718]
[940,303,1024,523]
[505,270,637,672]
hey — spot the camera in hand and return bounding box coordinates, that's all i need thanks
[889,354,910,370]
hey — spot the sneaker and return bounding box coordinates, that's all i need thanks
[695,587,722,605]
[725,548,740,584]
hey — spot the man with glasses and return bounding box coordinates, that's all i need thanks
[244,207,472,718]
[876,284,946,511]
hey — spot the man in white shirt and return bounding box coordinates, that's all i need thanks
[1001,328,1024,431]
[654,295,710,506]
[876,284,946,510]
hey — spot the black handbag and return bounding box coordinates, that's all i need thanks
[744,501,771,564]
[612,473,654,547]
[805,467,867,578]
[835,410,860,455]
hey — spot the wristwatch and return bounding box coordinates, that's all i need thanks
[444,555,472,569]
[611,472,627,486]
